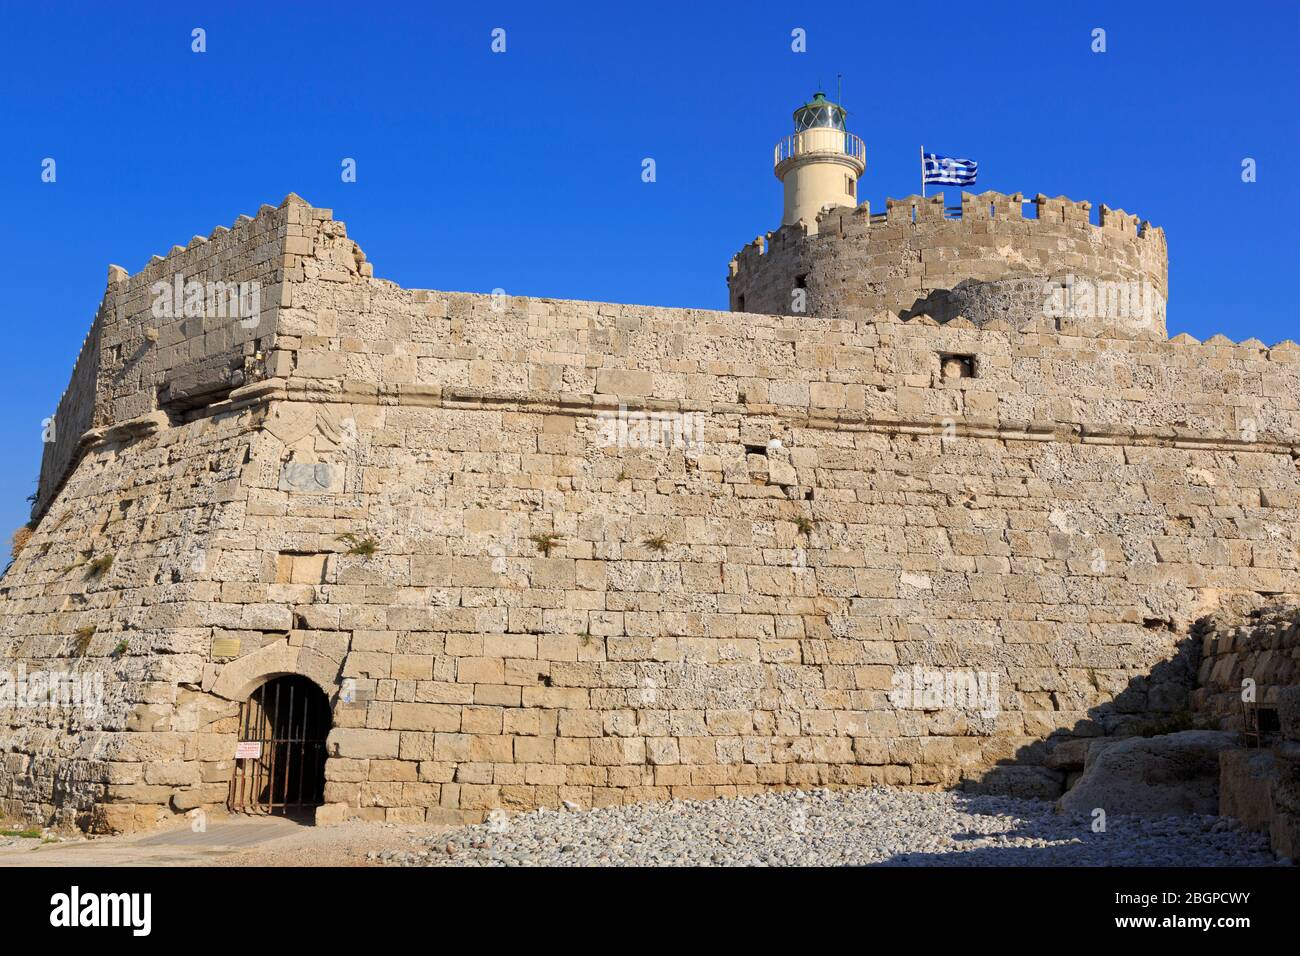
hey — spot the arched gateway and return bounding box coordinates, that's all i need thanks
[227,675,330,816]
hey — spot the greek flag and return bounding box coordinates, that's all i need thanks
[923,152,978,186]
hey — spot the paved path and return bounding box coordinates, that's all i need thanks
[0,817,449,867]
[0,817,310,867]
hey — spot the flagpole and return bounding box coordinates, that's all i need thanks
[920,145,925,198]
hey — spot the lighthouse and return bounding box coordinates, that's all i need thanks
[774,91,866,230]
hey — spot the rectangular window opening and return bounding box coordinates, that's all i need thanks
[940,353,977,380]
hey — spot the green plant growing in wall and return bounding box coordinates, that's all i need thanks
[10,525,33,560]
[112,639,129,657]
[336,533,378,558]
[794,515,815,536]
[530,532,563,557]
[644,534,670,553]
[73,626,96,656]
[87,553,114,576]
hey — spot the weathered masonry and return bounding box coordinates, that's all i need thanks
[1,189,1297,833]
[728,191,1168,337]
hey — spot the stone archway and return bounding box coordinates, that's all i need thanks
[227,674,330,814]
[207,639,342,817]
[209,639,341,704]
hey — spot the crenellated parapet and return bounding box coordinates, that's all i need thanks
[727,190,1169,340]
[32,195,345,518]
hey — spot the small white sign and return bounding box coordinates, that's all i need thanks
[235,741,263,760]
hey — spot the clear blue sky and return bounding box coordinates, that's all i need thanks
[1,1,1297,555]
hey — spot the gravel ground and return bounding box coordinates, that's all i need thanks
[370,787,1282,867]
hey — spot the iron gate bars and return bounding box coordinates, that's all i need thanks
[227,676,327,813]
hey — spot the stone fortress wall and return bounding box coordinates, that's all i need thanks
[1194,600,1300,725]
[728,191,1169,339]
[37,315,102,520]
[34,208,289,517]
[2,195,1298,832]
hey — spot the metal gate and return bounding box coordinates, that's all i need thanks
[227,675,329,814]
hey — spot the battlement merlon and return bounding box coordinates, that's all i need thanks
[726,190,1169,337]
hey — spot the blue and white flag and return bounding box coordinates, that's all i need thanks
[922,152,978,186]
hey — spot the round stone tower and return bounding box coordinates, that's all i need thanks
[732,101,1169,340]
[775,92,866,230]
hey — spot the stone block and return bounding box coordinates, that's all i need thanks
[328,728,399,759]
[279,462,344,493]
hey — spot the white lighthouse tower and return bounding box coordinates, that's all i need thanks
[774,92,866,230]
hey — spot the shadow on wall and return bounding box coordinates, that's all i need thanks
[902,277,1052,327]
[961,625,1207,802]
[864,612,1287,865]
